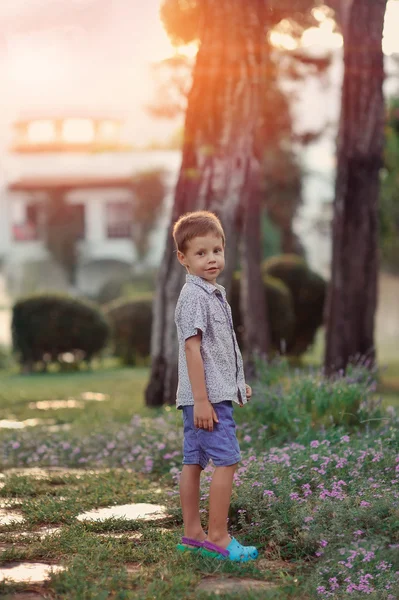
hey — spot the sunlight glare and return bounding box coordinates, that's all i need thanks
[62,119,95,143]
[27,120,55,143]
[269,30,298,51]
[383,0,399,56]
[312,6,334,23]
[177,42,198,59]
[302,19,343,49]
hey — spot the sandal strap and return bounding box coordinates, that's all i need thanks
[181,537,203,548]
[202,540,230,557]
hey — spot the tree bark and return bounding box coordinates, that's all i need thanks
[324,0,387,374]
[240,158,270,378]
[146,0,271,406]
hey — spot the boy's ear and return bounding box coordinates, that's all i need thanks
[177,250,186,267]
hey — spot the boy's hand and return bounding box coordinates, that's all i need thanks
[194,401,219,431]
[245,384,252,401]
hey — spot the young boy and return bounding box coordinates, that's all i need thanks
[173,210,258,562]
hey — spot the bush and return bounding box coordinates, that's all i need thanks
[230,273,295,352]
[244,358,384,442]
[0,344,13,371]
[104,295,153,365]
[262,254,326,355]
[97,278,129,306]
[97,273,157,305]
[12,294,110,372]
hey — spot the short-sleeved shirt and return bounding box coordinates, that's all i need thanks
[175,274,247,408]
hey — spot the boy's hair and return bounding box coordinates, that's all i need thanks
[173,211,225,253]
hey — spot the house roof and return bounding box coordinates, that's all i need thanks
[8,176,134,192]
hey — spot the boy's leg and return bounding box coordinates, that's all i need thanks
[206,464,237,548]
[179,464,207,541]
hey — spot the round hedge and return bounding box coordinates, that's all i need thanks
[104,295,153,365]
[230,273,295,352]
[262,254,326,355]
[12,294,110,371]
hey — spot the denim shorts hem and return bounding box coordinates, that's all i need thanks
[212,453,241,467]
[183,454,208,470]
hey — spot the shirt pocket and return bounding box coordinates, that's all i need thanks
[212,311,227,324]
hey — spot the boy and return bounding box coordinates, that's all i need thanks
[173,210,258,562]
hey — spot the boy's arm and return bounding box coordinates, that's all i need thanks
[185,334,219,431]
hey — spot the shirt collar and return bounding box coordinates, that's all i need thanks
[186,274,226,296]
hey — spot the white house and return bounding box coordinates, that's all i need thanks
[0,112,181,298]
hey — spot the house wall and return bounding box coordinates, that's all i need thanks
[1,150,181,297]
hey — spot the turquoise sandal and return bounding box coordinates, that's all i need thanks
[176,536,204,553]
[200,538,258,562]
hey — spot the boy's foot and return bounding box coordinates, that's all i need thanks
[201,537,258,562]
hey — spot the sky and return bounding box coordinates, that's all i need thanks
[0,0,398,146]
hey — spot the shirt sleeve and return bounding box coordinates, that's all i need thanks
[176,292,208,340]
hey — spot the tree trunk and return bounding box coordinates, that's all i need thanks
[240,158,270,378]
[146,0,270,406]
[325,0,387,374]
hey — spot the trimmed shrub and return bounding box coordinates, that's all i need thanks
[12,294,110,372]
[104,295,153,365]
[262,254,326,355]
[0,344,13,371]
[97,277,128,306]
[97,273,157,305]
[230,273,295,352]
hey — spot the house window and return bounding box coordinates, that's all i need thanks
[12,201,40,241]
[27,120,55,144]
[106,201,131,238]
[62,119,94,143]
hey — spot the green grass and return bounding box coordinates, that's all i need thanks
[0,365,310,599]
[0,364,151,425]
[0,470,301,600]
[0,360,397,599]
[303,329,399,408]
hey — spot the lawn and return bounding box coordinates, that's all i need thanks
[0,364,150,425]
[0,361,398,599]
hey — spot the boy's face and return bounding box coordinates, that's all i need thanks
[177,233,225,285]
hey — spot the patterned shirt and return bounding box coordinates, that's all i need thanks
[175,274,247,408]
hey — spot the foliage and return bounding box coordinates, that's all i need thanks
[131,169,167,260]
[0,362,397,599]
[263,254,326,355]
[101,256,324,362]
[104,295,153,365]
[45,190,82,285]
[261,210,282,259]
[97,273,156,305]
[230,273,295,354]
[97,277,131,306]
[159,0,326,46]
[154,2,335,255]
[380,99,399,272]
[12,294,109,371]
[0,344,13,371]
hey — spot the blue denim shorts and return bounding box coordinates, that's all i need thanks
[181,401,241,470]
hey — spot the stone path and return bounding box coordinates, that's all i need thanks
[0,468,285,597]
[76,503,167,522]
[0,562,65,584]
[0,496,168,588]
[197,577,277,595]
